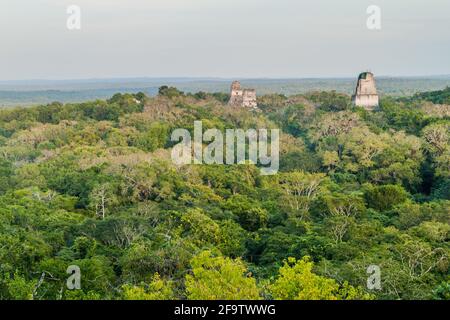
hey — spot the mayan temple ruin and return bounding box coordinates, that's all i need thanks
[228,81,258,109]
[352,72,379,110]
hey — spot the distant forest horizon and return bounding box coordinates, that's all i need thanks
[1,75,450,107]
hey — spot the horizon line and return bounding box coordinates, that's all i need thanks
[2,74,450,83]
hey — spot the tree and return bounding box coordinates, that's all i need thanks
[278,171,328,221]
[269,257,372,300]
[309,111,360,142]
[305,91,351,112]
[181,208,220,246]
[433,281,450,300]
[224,195,268,232]
[364,184,409,211]
[1,272,36,300]
[312,193,365,243]
[89,183,118,219]
[158,86,184,98]
[122,273,174,300]
[218,220,247,258]
[185,251,260,300]
[422,123,449,157]
[394,236,448,281]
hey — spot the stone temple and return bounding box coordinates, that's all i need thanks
[352,72,379,110]
[228,81,257,109]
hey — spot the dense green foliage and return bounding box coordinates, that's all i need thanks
[0,89,448,300]
[413,87,450,105]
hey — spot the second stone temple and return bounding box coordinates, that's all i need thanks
[228,81,258,109]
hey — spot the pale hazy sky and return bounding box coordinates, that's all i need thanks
[1,0,449,80]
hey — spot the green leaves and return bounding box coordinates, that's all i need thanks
[122,273,175,300]
[0,89,448,300]
[268,257,372,300]
[364,184,409,212]
[185,251,260,300]
[224,194,268,232]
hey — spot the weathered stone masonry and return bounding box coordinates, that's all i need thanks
[352,72,379,110]
[228,81,258,109]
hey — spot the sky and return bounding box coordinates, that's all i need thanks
[0,0,449,80]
